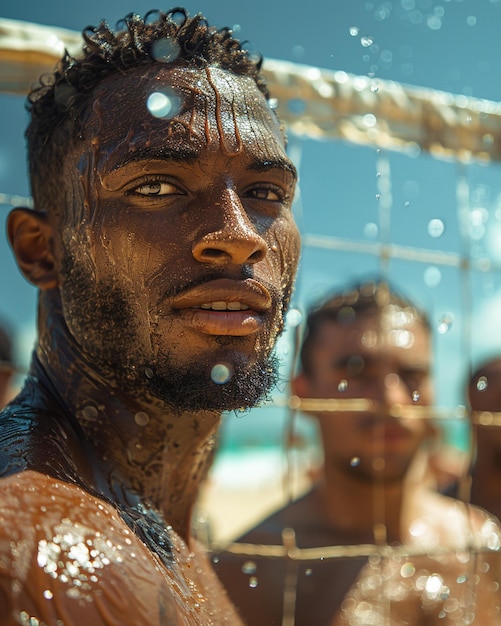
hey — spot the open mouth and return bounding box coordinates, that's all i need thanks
[170,278,273,336]
[196,301,250,311]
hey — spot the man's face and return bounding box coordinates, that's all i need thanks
[53,65,300,411]
[299,308,434,481]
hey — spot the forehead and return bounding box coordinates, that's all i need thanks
[312,309,431,363]
[84,64,286,163]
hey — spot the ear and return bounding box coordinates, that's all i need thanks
[7,208,58,289]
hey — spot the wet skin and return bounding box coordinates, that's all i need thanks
[0,64,300,625]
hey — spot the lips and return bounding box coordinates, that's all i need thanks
[171,278,272,336]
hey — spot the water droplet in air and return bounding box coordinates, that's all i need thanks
[404,201,411,208]
[268,98,279,110]
[477,376,488,392]
[428,218,445,238]
[249,577,258,588]
[287,98,306,114]
[211,363,233,384]
[424,266,442,288]
[145,367,154,379]
[350,457,360,467]
[370,84,380,93]
[338,379,348,392]
[437,313,454,334]
[305,568,313,576]
[242,561,257,575]
[364,222,378,239]
[412,391,420,402]
[361,36,374,47]
[286,308,303,327]
[349,26,359,36]
[291,45,305,59]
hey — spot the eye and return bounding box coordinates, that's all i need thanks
[245,185,283,202]
[132,180,183,196]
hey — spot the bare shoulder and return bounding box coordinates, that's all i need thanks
[0,471,242,626]
[408,488,501,550]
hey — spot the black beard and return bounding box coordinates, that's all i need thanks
[60,257,283,412]
[145,350,280,413]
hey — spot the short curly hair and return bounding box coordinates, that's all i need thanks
[298,279,431,377]
[26,7,270,216]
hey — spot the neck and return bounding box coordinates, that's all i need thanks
[34,290,221,544]
[319,460,410,543]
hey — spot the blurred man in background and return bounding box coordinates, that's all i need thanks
[215,280,501,625]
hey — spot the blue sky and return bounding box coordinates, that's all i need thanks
[1,0,501,448]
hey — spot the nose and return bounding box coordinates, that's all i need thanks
[192,189,268,266]
[382,372,411,407]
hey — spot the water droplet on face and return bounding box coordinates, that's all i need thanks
[286,308,303,328]
[151,37,181,62]
[477,376,488,392]
[82,405,98,420]
[349,26,360,36]
[134,412,150,426]
[268,97,279,110]
[350,457,360,467]
[361,36,374,47]
[412,391,420,402]
[242,560,257,575]
[338,379,348,392]
[43,589,53,599]
[147,89,181,119]
[428,218,445,238]
[212,555,220,564]
[211,363,233,384]
[370,84,380,93]
[144,367,154,379]
[249,576,258,588]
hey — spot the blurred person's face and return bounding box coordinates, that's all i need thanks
[294,308,434,481]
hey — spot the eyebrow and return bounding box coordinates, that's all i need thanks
[333,355,430,373]
[247,157,298,181]
[119,146,199,168]
[113,149,298,182]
